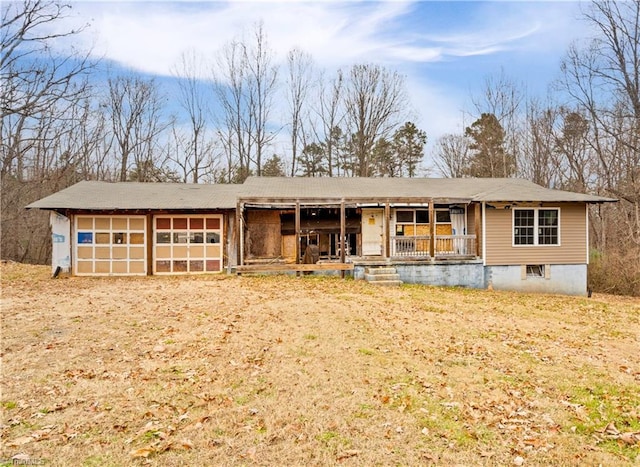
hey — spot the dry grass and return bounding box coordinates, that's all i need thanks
[1,262,639,466]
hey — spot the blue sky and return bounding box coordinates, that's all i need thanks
[55,0,592,162]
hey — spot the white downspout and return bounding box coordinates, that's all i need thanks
[481,201,487,266]
[585,203,590,264]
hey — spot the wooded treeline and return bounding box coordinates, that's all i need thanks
[2,0,638,295]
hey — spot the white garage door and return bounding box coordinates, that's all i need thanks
[75,215,147,276]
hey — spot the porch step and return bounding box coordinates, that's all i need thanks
[365,267,403,286]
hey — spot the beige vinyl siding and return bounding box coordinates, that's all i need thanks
[485,202,587,266]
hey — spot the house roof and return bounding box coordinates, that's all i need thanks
[239,177,616,204]
[26,177,616,211]
[26,181,245,210]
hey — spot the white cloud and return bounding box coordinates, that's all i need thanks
[48,0,589,146]
[58,1,587,76]
[62,1,417,76]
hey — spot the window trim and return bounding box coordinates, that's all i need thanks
[512,207,561,247]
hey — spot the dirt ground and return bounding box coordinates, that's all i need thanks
[1,262,639,466]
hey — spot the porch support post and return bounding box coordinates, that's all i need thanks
[295,201,301,265]
[429,198,435,258]
[236,200,243,266]
[384,201,391,259]
[474,203,481,258]
[340,200,346,278]
[146,212,153,275]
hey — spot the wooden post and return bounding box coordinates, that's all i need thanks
[429,198,435,258]
[474,202,481,258]
[146,213,153,275]
[384,202,390,258]
[236,200,243,266]
[340,201,346,278]
[295,201,301,265]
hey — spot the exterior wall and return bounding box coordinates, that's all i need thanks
[353,260,585,295]
[486,264,587,296]
[485,202,587,266]
[245,210,281,259]
[354,261,485,288]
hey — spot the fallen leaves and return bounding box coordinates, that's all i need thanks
[6,425,56,447]
[336,449,360,461]
[596,421,640,446]
[129,439,195,458]
[2,264,639,465]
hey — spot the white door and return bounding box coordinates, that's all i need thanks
[361,209,383,256]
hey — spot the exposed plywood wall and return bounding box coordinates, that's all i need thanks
[245,210,282,259]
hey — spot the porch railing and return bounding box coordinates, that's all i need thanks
[390,235,477,257]
[391,235,431,257]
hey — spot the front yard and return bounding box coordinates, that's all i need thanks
[1,263,638,466]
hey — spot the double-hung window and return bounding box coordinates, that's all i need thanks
[513,208,559,246]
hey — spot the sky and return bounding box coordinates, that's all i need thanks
[53,0,595,168]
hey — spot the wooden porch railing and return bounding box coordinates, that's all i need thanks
[390,235,477,257]
[434,235,477,256]
[391,235,431,257]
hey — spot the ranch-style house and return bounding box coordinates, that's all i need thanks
[27,176,616,296]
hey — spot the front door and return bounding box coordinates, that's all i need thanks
[361,209,383,256]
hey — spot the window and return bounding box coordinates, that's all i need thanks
[513,208,559,246]
[396,210,414,223]
[395,209,429,235]
[436,210,451,223]
[538,209,559,245]
[526,265,545,277]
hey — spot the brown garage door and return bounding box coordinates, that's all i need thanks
[153,215,223,274]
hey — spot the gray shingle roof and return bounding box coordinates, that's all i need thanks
[26,181,245,210]
[26,177,615,211]
[240,177,616,203]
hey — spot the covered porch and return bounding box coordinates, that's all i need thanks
[234,196,482,273]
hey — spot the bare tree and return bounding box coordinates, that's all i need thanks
[245,22,278,176]
[213,23,278,181]
[432,133,470,178]
[171,50,217,183]
[285,48,314,177]
[471,70,525,177]
[1,0,93,180]
[519,100,562,188]
[105,75,171,182]
[214,38,251,182]
[556,0,640,294]
[344,64,409,177]
[312,70,345,176]
[0,0,99,265]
